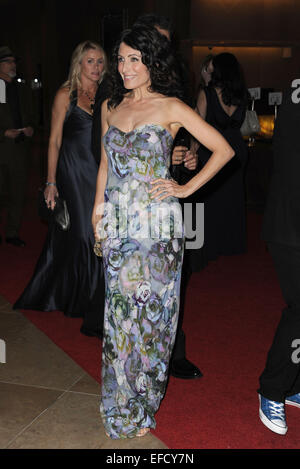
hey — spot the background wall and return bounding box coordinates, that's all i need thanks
[1,0,300,123]
[189,0,300,93]
[190,0,300,42]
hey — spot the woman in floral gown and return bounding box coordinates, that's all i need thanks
[92,25,234,439]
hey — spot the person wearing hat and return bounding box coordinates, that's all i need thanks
[0,46,35,246]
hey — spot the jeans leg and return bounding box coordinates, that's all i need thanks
[258,243,300,402]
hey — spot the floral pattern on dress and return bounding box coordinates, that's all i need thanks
[99,124,184,439]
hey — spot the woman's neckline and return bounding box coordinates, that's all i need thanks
[105,123,174,141]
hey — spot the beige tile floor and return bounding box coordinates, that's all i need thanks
[0,295,168,449]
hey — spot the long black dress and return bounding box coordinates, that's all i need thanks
[14,93,105,336]
[195,86,248,269]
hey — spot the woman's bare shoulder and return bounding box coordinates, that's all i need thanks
[56,86,70,100]
[161,96,191,119]
[165,96,188,109]
[51,87,70,115]
[53,86,70,108]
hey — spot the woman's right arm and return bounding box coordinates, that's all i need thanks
[92,100,109,241]
[44,88,69,209]
[196,89,207,120]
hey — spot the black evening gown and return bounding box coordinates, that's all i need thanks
[14,94,105,337]
[195,86,248,269]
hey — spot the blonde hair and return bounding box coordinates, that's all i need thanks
[62,40,107,96]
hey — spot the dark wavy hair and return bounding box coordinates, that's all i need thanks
[210,53,248,106]
[107,25,185,109]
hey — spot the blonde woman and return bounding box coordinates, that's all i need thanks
[14,41,107,338]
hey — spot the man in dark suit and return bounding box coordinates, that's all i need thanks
[258,86,300,435]
[0,46,35,246]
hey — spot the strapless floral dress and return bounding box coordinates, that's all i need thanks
[98,124,184,439]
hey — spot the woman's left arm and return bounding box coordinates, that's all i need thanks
[150,100,234,201]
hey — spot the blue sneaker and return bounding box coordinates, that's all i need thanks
[259,394,288,435]
[286,392,300,409]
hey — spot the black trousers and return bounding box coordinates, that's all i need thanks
[0,143,28,238]
[258,242,300,402]
[171,251,193,361]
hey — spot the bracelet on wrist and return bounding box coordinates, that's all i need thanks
[45,182,56,186]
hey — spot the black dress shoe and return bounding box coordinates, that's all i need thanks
[80,325,103,340]
[6,237,26,247]
[170,358,203,380]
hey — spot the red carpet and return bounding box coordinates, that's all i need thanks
[1,206,300,449]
